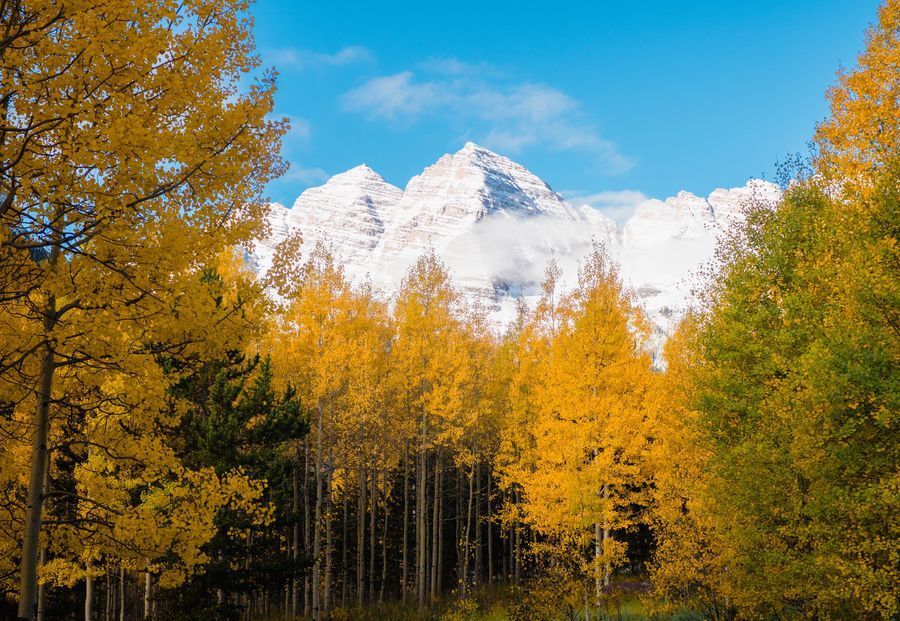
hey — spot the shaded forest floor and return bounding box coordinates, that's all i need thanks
[255,582,704,621]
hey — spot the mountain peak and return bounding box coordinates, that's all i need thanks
[458,141,491,154]
[331,163,387,184]
[453,141,508,164]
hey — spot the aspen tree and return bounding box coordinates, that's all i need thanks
[0,1,285,616]
[391,251,464,606]
[500,247,653,604]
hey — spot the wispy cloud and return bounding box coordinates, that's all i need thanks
[267,45,374,71]
[282,163,329,185]
[342,72,440,120]
[341,59,633,174]
[562,189,649,223]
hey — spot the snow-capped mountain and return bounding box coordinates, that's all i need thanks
[371,142,611,305]
[253,164,402,279]
[251,143,780,348]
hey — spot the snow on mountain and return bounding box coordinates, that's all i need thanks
[250,143,781,349]
[372,142,592,304]
[252,164,402,279]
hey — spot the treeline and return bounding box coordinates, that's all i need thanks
[257,241,656,621]
[0,1,897,621]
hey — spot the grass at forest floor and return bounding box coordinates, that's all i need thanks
[259,582,704,621]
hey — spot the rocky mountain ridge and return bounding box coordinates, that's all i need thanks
[251,143,781,349]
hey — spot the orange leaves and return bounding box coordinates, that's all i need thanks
[499,244,655,576]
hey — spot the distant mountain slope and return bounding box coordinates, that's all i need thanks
[251,143,781,350]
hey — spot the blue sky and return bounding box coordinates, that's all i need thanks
[252,0,880,213]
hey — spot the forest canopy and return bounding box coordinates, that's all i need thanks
[0,1,896,620]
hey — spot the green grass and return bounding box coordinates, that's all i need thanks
[260,583,705,621]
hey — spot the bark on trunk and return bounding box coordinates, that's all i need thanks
[17,299,55,620]
[379,460,389,604]
[437,465,444,599]
[602,484,610,589]
[455,467,463,589]
[416,443,426,606]
[303,443,311,617]
[292,458,300,616]
[118,567,125,621]
[36,546,46,621]
[401,446,409,604]
[312,403,324,620]
[324,447,334,619]
[429,453,441,601]
[84,573,93,621]
[143,572,151,620]
[368,462,376,602]
[36,452,50,621]
[487,467,493,585]
[474,462,482,586]
[462,465,474,594]
[513,487,521,585]
[341,491,348,607]
[594,521,602,606]
[357,461,366,604]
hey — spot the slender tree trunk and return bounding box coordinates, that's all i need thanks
[144,572,151,620]
[356,461,366,605]
[429,452,441,601]
[594,521,602,607]
[324,449,334,620]
[84,572,93,621]
[506,492,513,584]
[36,451,50,621]
[437,475,444,599]
[303,443,311,618]
[456,467,463,589]
[341,492,348,607]
[487,467,493,585]
[416,441,426,606]
[118,567,125,621]
[401,445,409,604]
[292,459,300,616]
[312,403,324,620]
[105,570,112,621]
[502,505,508,583]
[379,461,389,604]
[368,461,376,602]
[425,475,431,601]
[474,461,482,586]
[602,484,610,589]
[17,297,56,620]
[36,545,46,621]
[462,465,474,594]
[513,488,521,585]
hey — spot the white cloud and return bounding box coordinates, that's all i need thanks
[342,71,441,121]
[562,189,649,223]
[267,45,374,70]
[341,60,632,173]
[282,163,329,185]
